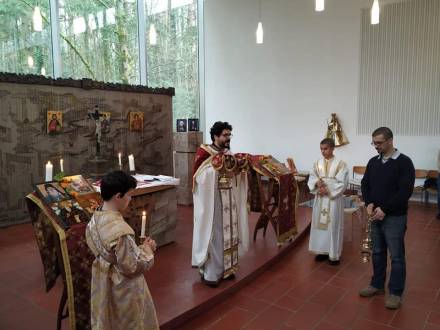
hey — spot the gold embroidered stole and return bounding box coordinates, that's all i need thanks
[314,158,342,230]
[219,179,239,278]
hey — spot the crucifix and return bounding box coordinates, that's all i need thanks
[88,105,104,156]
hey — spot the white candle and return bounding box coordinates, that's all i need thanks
[128,154,135,172]
[118,152,122,166]
[141,211,147,237]
[45,161,53,182]
[60,158,64,172]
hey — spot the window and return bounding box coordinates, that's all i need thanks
[0,0,200,120]
[59,0,139,84]
[145,0,199,121]
[0,1,52,76]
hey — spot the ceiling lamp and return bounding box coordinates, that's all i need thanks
[27,56,34,68]
[256,0,263,44]
[315,0,325,12]
[149,23,157,45]
[33,6,43,32]
[371,0,380,25]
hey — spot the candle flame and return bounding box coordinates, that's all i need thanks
[142,211,146,216]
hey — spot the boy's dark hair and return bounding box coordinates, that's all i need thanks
[100,170,137,201]
[210,121,232,142]
[320,138,335,148]
[372,127,393,139]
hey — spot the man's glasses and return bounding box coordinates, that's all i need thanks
[371,139,388,146]
[221,133,233,138]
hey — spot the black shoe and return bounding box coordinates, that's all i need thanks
[315,254,328,262]
[225,273,236,281]
[436,213,440,220]
[203,279,220,288]
[328,259,340,266]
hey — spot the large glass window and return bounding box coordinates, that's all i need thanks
[59,0,139,84]
[145,0,199,121]
[0,0,200,120]
[0,1,53,76]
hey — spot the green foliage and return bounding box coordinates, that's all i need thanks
[54,171,65,182]
[0,0,199,120]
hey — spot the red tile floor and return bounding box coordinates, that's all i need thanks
[1,203,440,329]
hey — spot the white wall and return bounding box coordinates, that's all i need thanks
[203,0,440,172]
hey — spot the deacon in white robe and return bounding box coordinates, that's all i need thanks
[308,138,349,264]
[191,122,249,286]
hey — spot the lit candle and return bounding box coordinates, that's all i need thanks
[60,158,64,172]
[45,161,53,181]
[141,211,147,237]
[118,152,122,167]
[128,154,135,172]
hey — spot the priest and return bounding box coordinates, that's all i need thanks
[191,121,249,287]
[308,138,349,265]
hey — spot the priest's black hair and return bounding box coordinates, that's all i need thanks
[100,170,137,201]
[210,121,233,142]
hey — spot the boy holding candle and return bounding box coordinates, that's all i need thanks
[86,170,158,330]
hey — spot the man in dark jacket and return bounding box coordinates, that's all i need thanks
[359,127,415,310]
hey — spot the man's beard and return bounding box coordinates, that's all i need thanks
[217,140,230,149]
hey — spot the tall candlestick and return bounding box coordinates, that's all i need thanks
[45,161,53,182]
[141,211,147,237]
[60,158,64,172]
[128,154,135,172]
[118,152,122,167]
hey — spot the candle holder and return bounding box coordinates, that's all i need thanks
[139,236,146,244]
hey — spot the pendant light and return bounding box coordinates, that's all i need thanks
[33,6,43,32]
[371,0,380,25]
[27,56,34,68]
[315,0,325,12]
[256,0,263,44]
[149,23,157,45]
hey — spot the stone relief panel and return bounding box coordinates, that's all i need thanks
[0,81,173,226]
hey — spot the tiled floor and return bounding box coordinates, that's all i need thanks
[0,203,439,330]
[179,203,440,330]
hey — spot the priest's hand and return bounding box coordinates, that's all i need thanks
[371,207,385,221]
[144,237,157,252]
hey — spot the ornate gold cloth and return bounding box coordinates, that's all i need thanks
[86,211,158,330]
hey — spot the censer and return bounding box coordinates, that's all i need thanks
[360,215,373,263]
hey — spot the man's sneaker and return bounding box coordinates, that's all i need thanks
[359,285,385,297]
[385,295,402,309]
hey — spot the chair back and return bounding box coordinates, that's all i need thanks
[353,166,366,177]
[415,169,428,179]
[414,169,428,188]
[427,170,439,179]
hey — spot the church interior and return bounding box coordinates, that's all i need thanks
[1,0,440,329]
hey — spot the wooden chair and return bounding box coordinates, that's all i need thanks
[424,170,438,204]
[350,166,366,191]
[413,169,428,203]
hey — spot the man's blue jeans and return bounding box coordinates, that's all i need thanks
[370,215,407,296]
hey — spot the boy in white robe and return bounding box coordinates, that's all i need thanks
[86,170,159,330]
[308,138,349,265]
